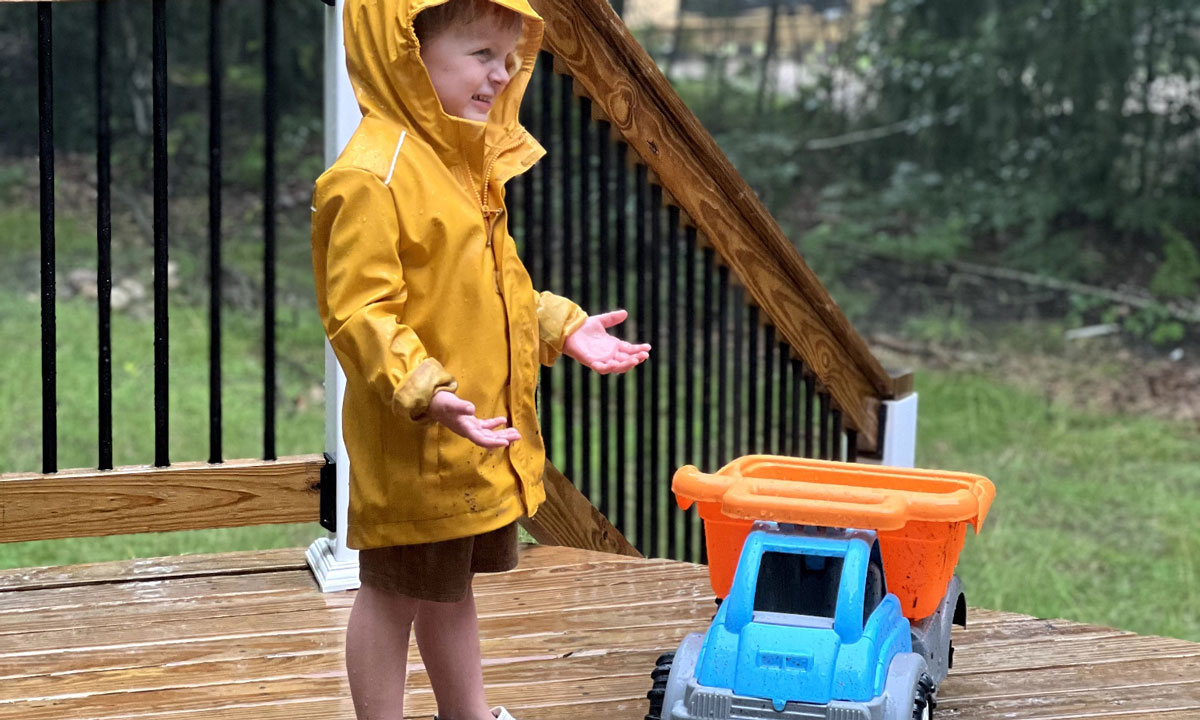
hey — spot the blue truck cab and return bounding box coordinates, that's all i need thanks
[651,522,943,720]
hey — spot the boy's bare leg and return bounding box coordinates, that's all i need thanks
[346,583,421,720]
[414,579,494,720]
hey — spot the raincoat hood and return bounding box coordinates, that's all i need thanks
[344,0,544,176]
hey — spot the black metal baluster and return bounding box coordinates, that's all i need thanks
[776,343,789,456]
[700,246,716,564]
[208,0,222,465]
[731,289,743,458]
[701,248,715,474]
[846,429,859,463]
[666,206,680,559]
[262,0,277,461]
[634,163,649,553]
[578,95,592,500]
[152,0,169,467]
[38,2,56,474]
[597,119,611,521]
[649,185,663,557]
[790,359,802,456]
[747,306,759,455]
[615,142,629,536]
[763,325,774,455]
[558,72,575,485]
[832,408,843,461]
[804,375,815,458]
[538,54,554,458]
[97,0,113,471]
[717,265,730,467]
[818,392,831,460]
[684,227,698,561]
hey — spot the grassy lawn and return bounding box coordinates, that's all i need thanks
[919,370,1200,642]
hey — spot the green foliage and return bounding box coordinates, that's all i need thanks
[1150,225,1200,300]
[673,0,1200,295]
[1067,293,1187,347]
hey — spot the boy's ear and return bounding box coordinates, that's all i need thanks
[506,52,522,77]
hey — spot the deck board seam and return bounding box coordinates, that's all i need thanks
[0,565,311,595]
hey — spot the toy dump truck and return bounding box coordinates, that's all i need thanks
[648,455,994,720]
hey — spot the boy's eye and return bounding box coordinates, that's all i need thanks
[473,49,493,60]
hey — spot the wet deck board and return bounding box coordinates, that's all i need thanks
[0,545,1195,719]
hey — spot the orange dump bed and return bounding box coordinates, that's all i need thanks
[673,455,995,621]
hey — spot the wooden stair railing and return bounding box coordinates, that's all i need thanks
[531,0,898,451]
[522,0,907,559]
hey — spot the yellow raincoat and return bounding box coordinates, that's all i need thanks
[311,0,586,548]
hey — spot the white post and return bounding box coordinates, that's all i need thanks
[879,393,918,468]
[306,0,362,593]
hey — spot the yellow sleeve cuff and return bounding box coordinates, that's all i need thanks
[536,292,588,366]
[392,358,458,422]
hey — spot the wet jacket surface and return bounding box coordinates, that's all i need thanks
[311,0,585,548]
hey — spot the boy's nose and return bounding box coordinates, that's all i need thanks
[490,63,511,88]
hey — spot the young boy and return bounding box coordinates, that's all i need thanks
[311,1,651,719]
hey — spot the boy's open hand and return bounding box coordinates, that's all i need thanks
[428,391,521,449]
[563,309,652,374]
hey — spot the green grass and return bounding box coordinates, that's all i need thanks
[918,370,1200,641]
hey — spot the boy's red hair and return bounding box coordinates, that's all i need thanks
[414,0,523,43]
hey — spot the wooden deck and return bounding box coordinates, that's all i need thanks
[1,545,1197,720]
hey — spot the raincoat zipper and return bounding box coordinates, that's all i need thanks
[476,128,529,221]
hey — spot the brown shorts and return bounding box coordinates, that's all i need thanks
[358,522,519,603]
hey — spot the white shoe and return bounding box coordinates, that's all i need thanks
[433,709,518,720]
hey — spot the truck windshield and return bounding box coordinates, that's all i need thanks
[754,552,844,619]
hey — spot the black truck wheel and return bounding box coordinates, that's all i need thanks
[912,673,937,720]
[645,652,674,720]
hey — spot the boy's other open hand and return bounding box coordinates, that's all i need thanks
[563,309,651,374]
[428,391,521,449]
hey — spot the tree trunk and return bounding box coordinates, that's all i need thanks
[756,0,782,116]
[665,0,688,81]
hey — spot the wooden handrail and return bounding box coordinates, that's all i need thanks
[520,461,642,558]
[532,0,897,449]
[0,456,323,543]
[0,454,641,557]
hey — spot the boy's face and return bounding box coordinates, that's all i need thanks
[420,15,522,123]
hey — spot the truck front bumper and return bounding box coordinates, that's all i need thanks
[671,680,885,720]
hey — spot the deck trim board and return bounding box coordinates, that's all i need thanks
[0,561,710,644]
[0,547,1194,720]
[0,571,711,654]
[0,648,670,709]
[0,570,321,617]
[935,679,1200,719]
[0,548,310,593]
[0,560,699,628]
[942,654,1200,699]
